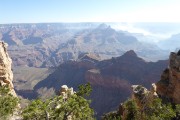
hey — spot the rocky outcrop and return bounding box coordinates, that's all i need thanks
[156,51,180,104]
[0,41,16,96]
[102,84,159,120]
[131,84,158,108]
[58,85,75,120]
[59,85,75,100]
[0,41,20,120]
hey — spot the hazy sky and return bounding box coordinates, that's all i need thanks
[1,0,180,23]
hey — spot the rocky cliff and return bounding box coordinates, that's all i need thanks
[156,51,180,104]
[0,41,20,120]
[0,41,16,96]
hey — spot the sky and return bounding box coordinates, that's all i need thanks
[1,0,180,23]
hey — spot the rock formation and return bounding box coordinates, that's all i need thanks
[103,84,159,120]
[0,41,20,120]
[59,85,75,100]
[131,84,158,109]
[156,51,180,104]
[0,41,16,96]
[59,85,76,120]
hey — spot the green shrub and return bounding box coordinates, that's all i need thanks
[102,111,122,120]
[144,98,176,120]
[102,97,179,120]
[22,83,95,120]
[0,85,19,119]
[123,99,140,120]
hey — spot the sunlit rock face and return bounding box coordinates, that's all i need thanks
[0,41,16,96]
[157,51,180,104]
[0,41,20,120]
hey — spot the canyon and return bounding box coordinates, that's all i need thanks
[34,50,168,117]
[0,23,176,119]
[0,23,168,68]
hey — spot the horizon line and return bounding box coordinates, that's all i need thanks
[1,21,180,25]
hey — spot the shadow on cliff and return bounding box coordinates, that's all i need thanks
[33,51,168,118]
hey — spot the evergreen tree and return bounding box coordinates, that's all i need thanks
[0,85,19,120]
[22,83,95,120]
